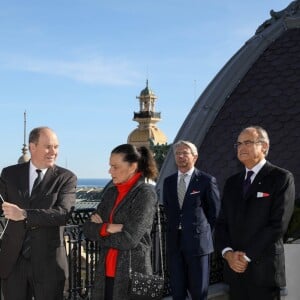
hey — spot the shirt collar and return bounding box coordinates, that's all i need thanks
[246,158,266,175]
[30,161,48,177]
[178,167,194,177]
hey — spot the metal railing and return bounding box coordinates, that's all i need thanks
[0,207,224,299]
[63,206,223,299]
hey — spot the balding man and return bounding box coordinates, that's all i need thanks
[0,126,77,300]
[216,126,295,300]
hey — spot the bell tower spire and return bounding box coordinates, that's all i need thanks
[18,111,30,164]
[127,80,167,147]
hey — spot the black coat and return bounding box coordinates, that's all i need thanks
[83,178,157,300]
[0,161,77,281]
[215,161,295,288]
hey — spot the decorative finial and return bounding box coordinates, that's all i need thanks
[24,110,27,145]
[18,110,30,163]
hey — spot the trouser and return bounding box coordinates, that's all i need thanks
[104,277,114,300]
[229,277,280,300]
[2,257,65,300]
[168,237,210,300]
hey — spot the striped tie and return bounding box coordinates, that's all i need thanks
[178,174,187,208]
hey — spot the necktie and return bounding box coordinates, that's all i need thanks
[243,170,254,195]
[32,169,42,194]
[22,169,43,259]
[178,174,187,208]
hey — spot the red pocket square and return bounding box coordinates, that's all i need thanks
[257,192,270,198]
[190,190,200,195]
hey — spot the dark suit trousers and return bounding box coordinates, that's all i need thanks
[229,275,280,300]
[168,232,210,300]
[2,256,65,300]
[104,277,114,300]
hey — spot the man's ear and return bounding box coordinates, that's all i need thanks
[262,142,269,155]
[29,142,35,153]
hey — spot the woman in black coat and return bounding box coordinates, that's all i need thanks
[83,144,158,300]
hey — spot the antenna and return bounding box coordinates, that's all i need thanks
[23,110,27,146]
[18,110,30,163]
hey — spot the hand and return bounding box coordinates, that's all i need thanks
[224,250,248,273]
[107,223,123,234]
[2,202,25,221]
[91,213,103,223]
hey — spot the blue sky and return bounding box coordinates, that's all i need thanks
[0,0,290,178]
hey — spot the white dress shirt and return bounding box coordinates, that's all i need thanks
[29,161,47,195]
[177,167,194,188]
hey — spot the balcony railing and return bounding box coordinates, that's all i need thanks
[63,206,224,299]
[0,206,224,299]
[133,111,161,119]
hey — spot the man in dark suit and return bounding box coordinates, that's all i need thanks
[163,140,220,300]
[0,126,77,300]
[215,126,295,300]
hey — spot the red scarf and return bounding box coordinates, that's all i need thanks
[104,172,142,277]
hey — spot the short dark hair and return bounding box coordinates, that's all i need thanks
[29,127,53,144]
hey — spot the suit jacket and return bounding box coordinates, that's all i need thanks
[163,168,220,256]
[215,161,295,288]
[0,161,77,280]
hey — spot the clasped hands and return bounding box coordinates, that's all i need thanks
[224,250,249,273]
[91,213,123,234]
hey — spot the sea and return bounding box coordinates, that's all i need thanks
[77,178,110,188]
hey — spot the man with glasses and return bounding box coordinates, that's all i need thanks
[163,140,220,300]
[216,126,295,300]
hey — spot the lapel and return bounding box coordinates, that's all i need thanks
[181,169,199,209]
[235,163,273,231]
[173,174,181,210]
[187,169,201,194]
[40,166,57,194]
[244,162,273,200]
[235,172,246,220]
[166,173,180,210]
[17,162,30,203]
[237,172,245,197]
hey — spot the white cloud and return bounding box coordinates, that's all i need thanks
[1,54,142,86]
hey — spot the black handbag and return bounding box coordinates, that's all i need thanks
[129,272,164,300]
[128,203,165,300]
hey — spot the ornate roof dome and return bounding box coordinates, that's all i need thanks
[128,127,167,147]
[128,80,167,148]
[140,79,156,97]
[18,145,30,164]
[157,0,300,204]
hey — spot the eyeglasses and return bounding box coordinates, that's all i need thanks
[175,151,193,156]
[234,140,262,149]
